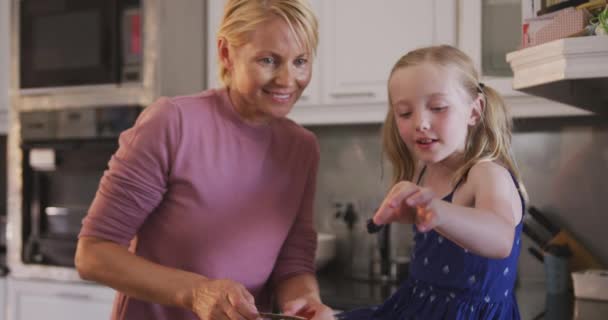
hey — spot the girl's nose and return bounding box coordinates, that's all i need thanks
[414,114,430,131]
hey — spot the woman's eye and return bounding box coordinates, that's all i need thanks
[260,57,276,65]
[399,112,412,118]
[431,106,447,112]
[294,58,308,66]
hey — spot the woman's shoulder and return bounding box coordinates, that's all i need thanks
[275,118,318,146]
[166,88,224,113]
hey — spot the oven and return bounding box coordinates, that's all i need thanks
[19,106,140,267]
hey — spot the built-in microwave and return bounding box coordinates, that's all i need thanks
[20,0,142,89]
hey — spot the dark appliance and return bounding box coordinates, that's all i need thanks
[20,106,141,267]
[20,0,142,89]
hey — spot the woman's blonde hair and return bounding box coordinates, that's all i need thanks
[382,45,527,199]
[217,0,319,86]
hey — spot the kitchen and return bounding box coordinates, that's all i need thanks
[1,0,608,319]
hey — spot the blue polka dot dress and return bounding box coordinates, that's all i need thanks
[337,171,525,320]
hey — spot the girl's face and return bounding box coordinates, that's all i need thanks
[219,16,312,124]
[388,63,482,165]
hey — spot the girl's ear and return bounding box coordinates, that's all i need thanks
[468,94,485,126]
[218,37,233,71]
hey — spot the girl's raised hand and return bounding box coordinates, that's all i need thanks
[373,181,421,225]
[373,182,440,232]
[406,188,440,232]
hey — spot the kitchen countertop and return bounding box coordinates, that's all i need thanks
[317,266,608,319]
[317,264,400,311]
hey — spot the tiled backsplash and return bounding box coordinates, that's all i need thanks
[307,115,608,282]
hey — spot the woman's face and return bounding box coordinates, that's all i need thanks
[220,16,312,124]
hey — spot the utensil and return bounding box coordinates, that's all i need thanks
[258,312,307,320]
[528,206,603,271]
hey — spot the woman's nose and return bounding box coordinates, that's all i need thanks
[274,64,294,87]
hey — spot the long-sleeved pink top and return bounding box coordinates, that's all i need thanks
[79,88,319,320]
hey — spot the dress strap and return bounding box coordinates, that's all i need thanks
[415,166,427,185]
[443,175,465,202]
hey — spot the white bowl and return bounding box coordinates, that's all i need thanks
[315,232,337,270]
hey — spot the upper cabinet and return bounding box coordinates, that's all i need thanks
[318,0,455,106]
[1,0,9,133]
[458,0,591,117]
[458,0,522,96]
[207,0,457,125]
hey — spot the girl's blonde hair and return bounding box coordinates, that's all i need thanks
[217,0,319,86]
[382,45,527,199]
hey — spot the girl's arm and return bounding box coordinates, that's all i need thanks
[374,162,522,259]
[416,162,522,259]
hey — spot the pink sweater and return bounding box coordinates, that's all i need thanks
[79,88,319,319]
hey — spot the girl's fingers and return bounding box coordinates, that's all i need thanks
[374,183,419,224]
[416,206,437,232]
[406,188,434,207]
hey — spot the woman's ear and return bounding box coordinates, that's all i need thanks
[468,94,485,126]
[218,37,233,70]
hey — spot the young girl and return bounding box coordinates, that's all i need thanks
[339,45,527,319]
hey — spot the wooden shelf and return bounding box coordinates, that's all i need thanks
[507,36,608,114]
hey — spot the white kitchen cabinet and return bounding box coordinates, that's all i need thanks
[458,0,522,96]
[207,0,457,125]
[458,0,590,117]
[6,278,114,320]
[319,0,455,106]
[0,0,10,133]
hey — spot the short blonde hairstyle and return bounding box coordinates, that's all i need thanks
[217,0,319,86]
[382,45,527,199]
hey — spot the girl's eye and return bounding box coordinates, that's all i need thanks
[398,112,412,118]
[431,106,447,112]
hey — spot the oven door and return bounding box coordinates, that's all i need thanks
[22,139,118,267]
[20,0,119,89]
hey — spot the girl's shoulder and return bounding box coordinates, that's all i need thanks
[467,160,519,195]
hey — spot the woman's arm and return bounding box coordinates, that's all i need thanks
[75,236,200,308]
[275,274,334,320]
[75,236,259,319]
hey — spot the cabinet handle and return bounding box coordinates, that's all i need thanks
[330,92,375,98]
[56,292,93,301]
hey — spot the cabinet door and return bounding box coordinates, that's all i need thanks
[458,0,523,96]
[7,279,114,320]
[321,0,456,105]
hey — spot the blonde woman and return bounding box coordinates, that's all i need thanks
[338,45,527,320]
[75,1,333,319]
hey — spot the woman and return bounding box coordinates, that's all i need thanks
[75,1,334,319]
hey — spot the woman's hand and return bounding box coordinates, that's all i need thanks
[373,181,440,232]
[282,298,335,320]
[190,279,259,320]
